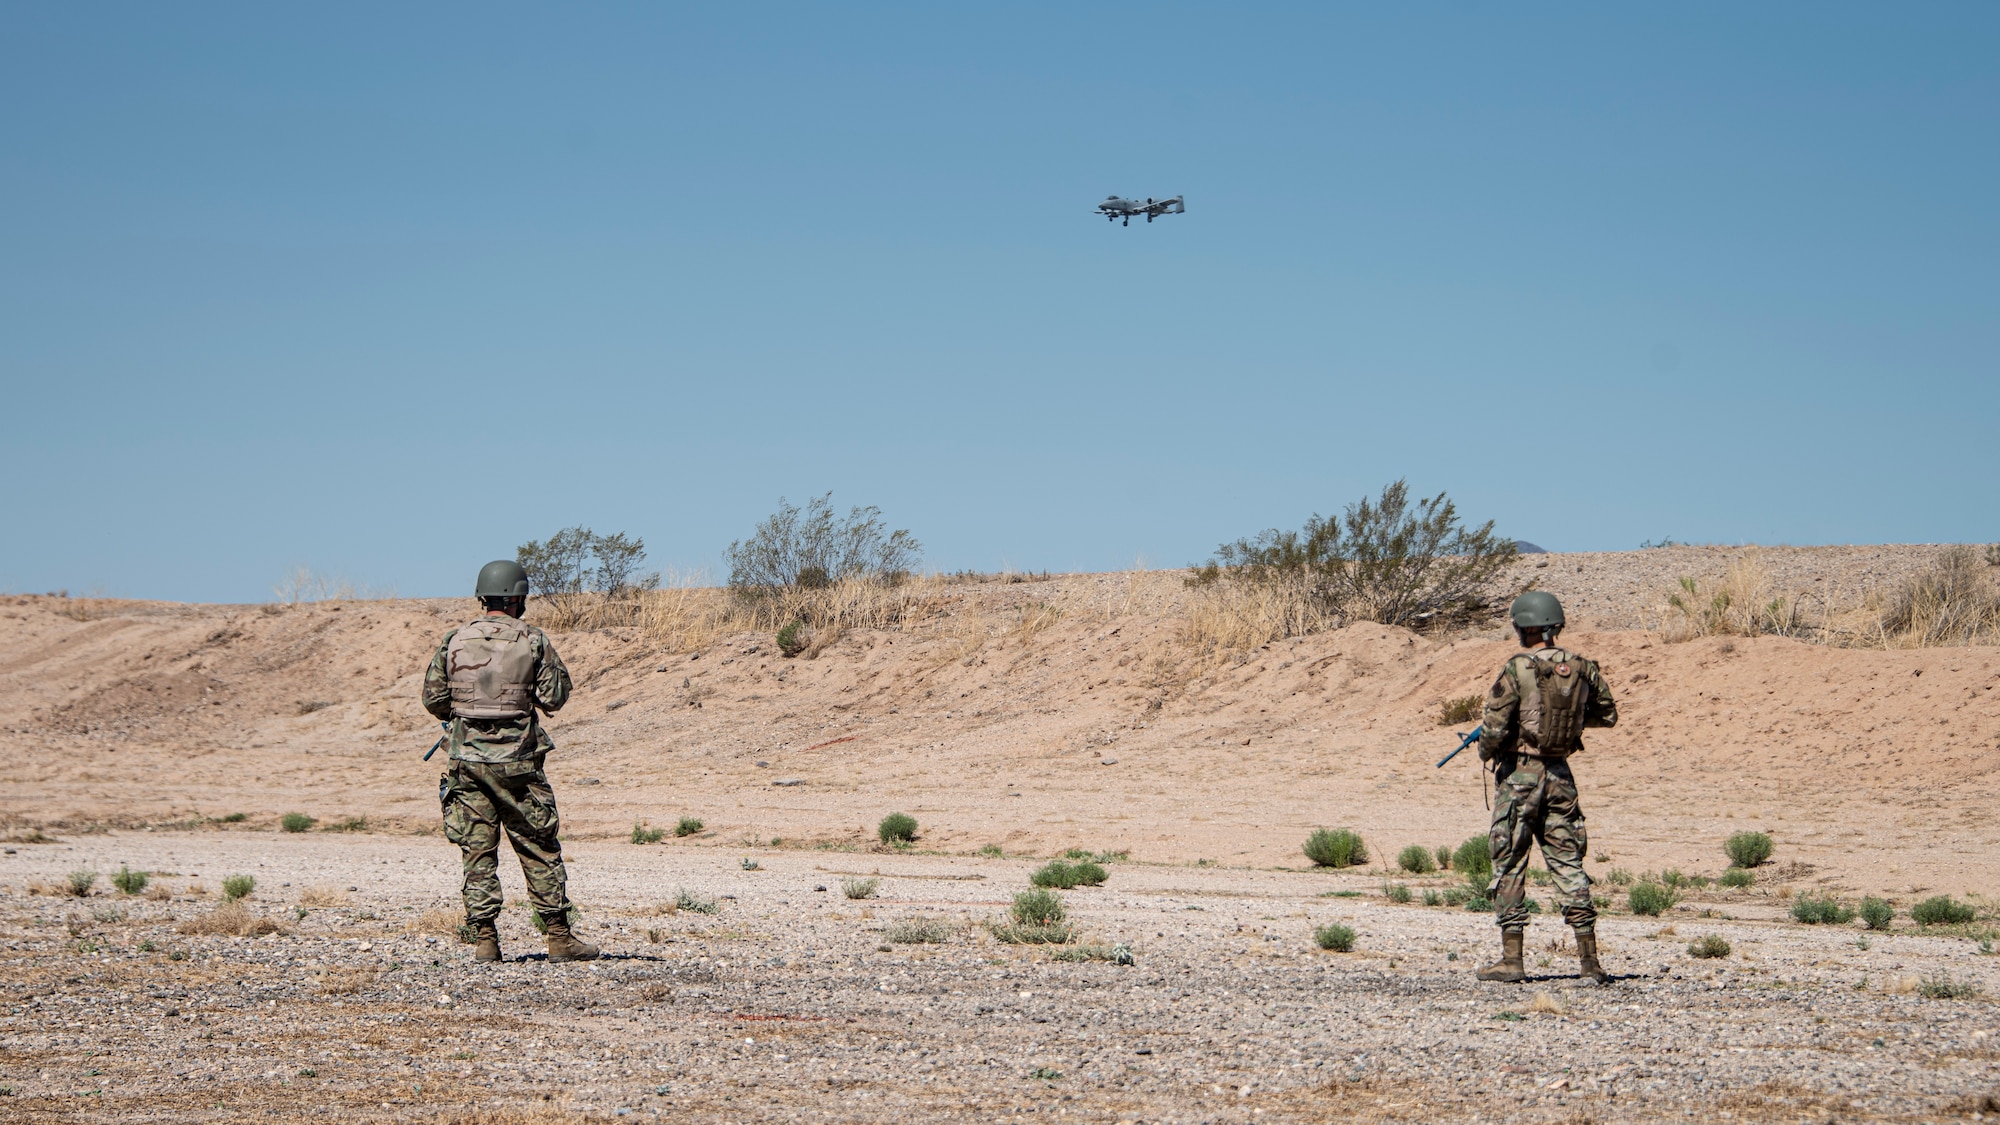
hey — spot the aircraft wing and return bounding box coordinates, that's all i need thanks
[1147,196,1185,215]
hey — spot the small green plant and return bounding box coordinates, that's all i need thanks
[1719,867,1754,889]
[1723,831,1774,869]
[878,813,918,845]
[297,1068,316,1078]
[675,890,720,915]
[631,821,666,845]
[885,916,951,944]
[1313,924,1357,952]
[292,905,308,921]
[1422,889,1444,907]
[218,812,248,823]
[1439,695,1483,725]
[1452,836,1492,881]
[841,876,880,900]
[1661,868,1690,889]
[1384,883,1413,904]
[111,866,150,895]
[1435,845,1454,870]
[1687,934,1731,959]
[739,857,760,871]
[1303,828,1368,869]
[1628,882,1678,917]
[1790,895,1854,925]
[674,816,704,837]
[66,868,98,897]
[1860,897,1895,930]
[168,949,187,961]
[1918,973,1983,1000]
[776,622,809,658]
[324,816,368,833]
[977,844,1004,858]
[1442,885,1473,907]
[137,940,157,952]
[1396,845,1437,875]
[1911,895,1977,926]
[222,875,255,902]
[1465,894,1493,911]
[280,813,315,834]
[1049,943,1134,964]
[1029,1066,1063,1081]
[1606,867,1635,887]
[1031,860,1108,889]
[989,888,1074,944]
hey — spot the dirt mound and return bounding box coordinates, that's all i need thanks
[2,553,1997,898]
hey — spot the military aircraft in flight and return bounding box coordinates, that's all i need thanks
[1095,195,1185,226]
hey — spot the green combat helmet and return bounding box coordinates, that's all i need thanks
[475,560,530,599]
[1509,590,1565,629]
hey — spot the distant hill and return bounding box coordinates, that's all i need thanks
[1514,540,1547,554]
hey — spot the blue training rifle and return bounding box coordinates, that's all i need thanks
[1435,727,1482,769]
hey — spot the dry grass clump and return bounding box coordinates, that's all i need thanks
[1656,551,1817,641]
[1879,546,2000,647]
[315,967,378,995]
[1179,575,1333,657]
[1655,546,2000,648]
[408,907,464,936]
[885,916,952,944]
[177,901,288,937]
[298,885,350,907]
[630,574,954,655]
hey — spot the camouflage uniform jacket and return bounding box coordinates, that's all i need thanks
[1477,645,1617,760]
[421,615,572,764]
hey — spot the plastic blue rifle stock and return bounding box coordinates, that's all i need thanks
[422,722,449,762]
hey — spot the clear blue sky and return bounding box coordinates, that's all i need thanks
[3,3,1995,602]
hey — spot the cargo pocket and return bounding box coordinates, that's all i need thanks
[518,778,561,842]
[440,773,474,847]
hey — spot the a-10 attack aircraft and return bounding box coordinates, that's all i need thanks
[1096,195,1185,225]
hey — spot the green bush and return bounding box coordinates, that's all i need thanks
[1860,897,1895,930]
[878,813,918,845]
[674,889,719,914]
[1396,845,1437,875]
[1303,828,1368,868]
[1049,943,1134,964]
[1686,934,1731,959]
[324,816,368,833]
[1464,894,1493,912]
[1723,831,1774,869]
[1628,883,1678,917]
[841,877,879,900]
[776,622,809,658]
[1031,860,1108,889]
[1438,695,1483,725]
[1384,883,1413,904]
[1719,867,1755,889]
[1435,845,1454,871]
[1452,836,1492,881]
[1422,889,1444,907]
[1911,895,1977,926]
[66,868,97,897]
[886,917,950,944]
[1442,885,1473,907]
[977,844,1004,858]
[111,867,150,896]
[1606,867,1635,887]
[222,875,256,902]
[218,812,248,823]
[280,813,314,834]
[1313,924,1357,952]
[1661,869,1689,889]
[1011,888,1067,927]
[631,821,665,845]
[674,816,704,837]
[1790,895,1854,925]
[1919,973,1983,1000]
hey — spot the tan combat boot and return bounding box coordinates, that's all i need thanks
[468,916,500,960]
[1476,930,1526,983]
[471,919,501,963]
[1575,928,1609,985]
[542,913,600,963]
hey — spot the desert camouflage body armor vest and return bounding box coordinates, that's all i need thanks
[446,616,538,720]
[1509,648,1592,756]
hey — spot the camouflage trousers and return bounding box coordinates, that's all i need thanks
[439,759,570,923]
[1487,755,1596,932]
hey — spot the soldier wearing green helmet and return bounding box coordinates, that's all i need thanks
[1473,590,1619,985]
[421,560,601,963]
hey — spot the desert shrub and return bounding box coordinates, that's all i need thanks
[1911,895,1977,926]
[1719,867,1755,889]
[1724,831,1774,869]
[674,816,704,837]
[218,812,248,823]
[1881,546,2000,647]
[1452,836,1492,882]
[1442,885,1473,907]
[1303,828,1368,869]
[1464,894,1494,912]
[222,875,255,902]
[1031,860,1108,889]
[1313,924,1357,952]
[1435,845,1454,870]
[776,622,809,658]
[1919,973,1983,1000]
[1384,883,1413,904]
[1790,895,1854,925]
[1396,845,1437,875]
[1422,889,1444,907]
[886,916,951,944]
[727,494,920,592]
[1438,695,1483,725]
[1050,943,1134,964]
[1187,481,1516,639]
[1661,869,1689,889]
[1860,897,1895,930]
[1660,552,1816,641]
[66,868,97,897]
[631,822,665,845]
[878,813,918,845]
[675,890,719,915]
[1687,934,1731,959]
[322,816,368,833]
[516,527,661,628]
[841,877,880,900]
[111,867,149,895]
[978,844,1004,857]
[991,889,1073,944]
[281,813,315,834]
[1605,867,1635,887]
[1628,883,1678,917]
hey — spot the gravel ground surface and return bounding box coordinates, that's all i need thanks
[4,833,1997,1124]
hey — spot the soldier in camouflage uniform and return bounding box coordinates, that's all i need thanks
[422,560,600,963]
[1474,591,1618,985]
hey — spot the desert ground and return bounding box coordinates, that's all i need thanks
[2,545,1997,1123]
